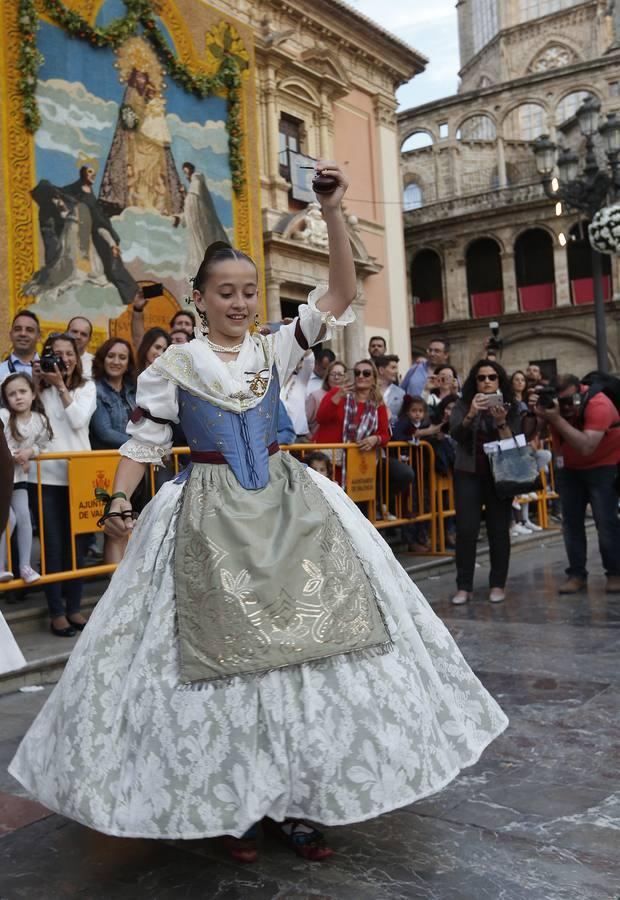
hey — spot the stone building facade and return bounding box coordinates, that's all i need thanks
[399,0,620,378]
[241,0,425,366]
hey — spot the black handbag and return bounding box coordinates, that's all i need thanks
[488,439,541,499]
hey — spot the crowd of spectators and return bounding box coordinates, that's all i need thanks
[1,306,618,623]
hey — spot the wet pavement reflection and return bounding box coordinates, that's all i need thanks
[1,535,619,899]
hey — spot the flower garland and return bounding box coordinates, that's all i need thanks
[589,205,620,255]
[16,0,247,191]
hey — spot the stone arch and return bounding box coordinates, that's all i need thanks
[278,78,321,107]
[514,227,556,311]
[411,247,444,325]
[555,87,599,127]
[466,236,504,318]
[400,129,435,152]
[464,232,506,255]
[501,100,549,140]
[455,113,497,141]
[566,221,613,304]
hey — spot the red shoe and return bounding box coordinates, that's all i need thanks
[221,835,258,864]
[264,817,334,861]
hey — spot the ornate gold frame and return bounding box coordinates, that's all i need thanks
[0,0,263,350]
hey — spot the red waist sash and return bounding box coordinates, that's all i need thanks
[190,441,280,465]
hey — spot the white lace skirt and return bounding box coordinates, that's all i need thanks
[0,612,26,675]
[9,458,508,839]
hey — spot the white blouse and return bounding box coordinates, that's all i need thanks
[121,288,355,465]
[39,381,97,486]
[0,410,53,484]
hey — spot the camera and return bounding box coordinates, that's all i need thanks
[535,385,581,415]
[40,352,66,374]
[535,385,557,409]
[487,321,503,352]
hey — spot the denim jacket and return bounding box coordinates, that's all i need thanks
[90,378,136,449]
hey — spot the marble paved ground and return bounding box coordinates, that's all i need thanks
[1,533,619,899]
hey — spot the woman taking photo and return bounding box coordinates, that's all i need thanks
[37,333,96,636]
[424,364,459,408]
[305,359,346,436]
[314,358,389,483]
[450,360,523,606]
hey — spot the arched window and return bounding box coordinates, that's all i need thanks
[514,228,555,311]
[556,91,592,127]
[403,183,423,211]
[457,115,496,141]
[504,103,546,141]
[411,249,443,326]
[466,238,504,318]
[401,131,433,153]
[567,222,612,304]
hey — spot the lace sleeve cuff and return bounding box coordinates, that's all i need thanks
[119,438,167,466]
[305,283,356,329]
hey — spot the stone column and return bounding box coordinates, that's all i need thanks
[344,288,367,366]
[266,278,282,322]
[443,242,468,321]
[263,67,279,185]
[374,95,412,368]
[553,238,571,307]
[496,136,507,188]
[319,92,332,158]
[500,250,519,313]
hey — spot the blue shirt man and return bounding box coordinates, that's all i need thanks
[401,337,450,397]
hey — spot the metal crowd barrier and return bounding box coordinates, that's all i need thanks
[0,440,560,593]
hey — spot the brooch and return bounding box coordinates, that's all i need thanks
[245,368,269,398]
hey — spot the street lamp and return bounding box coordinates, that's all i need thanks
[532,99,620,372]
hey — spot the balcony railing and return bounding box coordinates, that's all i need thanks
[404,181,546,226]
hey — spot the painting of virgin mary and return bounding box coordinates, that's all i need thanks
[98,37,184,217]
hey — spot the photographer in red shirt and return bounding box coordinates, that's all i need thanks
[536,375,620,596]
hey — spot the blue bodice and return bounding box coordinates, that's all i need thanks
[177,371,280,490]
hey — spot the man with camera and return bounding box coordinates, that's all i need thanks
[536,375,620,595]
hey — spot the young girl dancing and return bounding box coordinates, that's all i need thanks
[0,373,53,583]
[10,163,507,861]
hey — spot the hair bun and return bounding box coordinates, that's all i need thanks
[202,241,233,263]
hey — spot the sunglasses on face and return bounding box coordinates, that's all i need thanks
[477,373,499,383]
[354,368,373,378]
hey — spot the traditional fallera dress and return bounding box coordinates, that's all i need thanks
[9,289,508,839]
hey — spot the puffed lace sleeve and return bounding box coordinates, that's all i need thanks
[119,365,178,465]
[273,284,356,384]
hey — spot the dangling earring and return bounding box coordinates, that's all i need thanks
[250,313,261,335]
[198,308,209,335]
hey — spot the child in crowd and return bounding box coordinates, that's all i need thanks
[305,450,333,479]
[393,396,433,552]
[392,395,429,442]
[0,374,53,583]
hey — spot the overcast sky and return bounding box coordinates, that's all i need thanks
[350,0,460,110]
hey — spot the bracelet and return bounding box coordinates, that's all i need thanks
[96,509,138,528]
[94,488,128,516]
